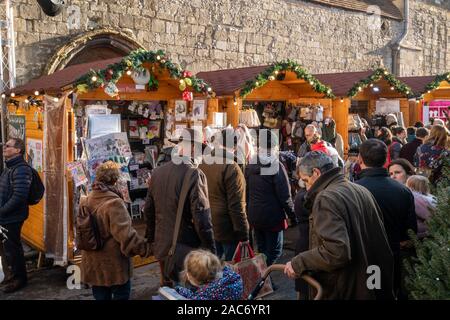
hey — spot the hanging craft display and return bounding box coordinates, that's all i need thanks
[182,90,193,101]
[104,82,119,97]
[131,67,151,86]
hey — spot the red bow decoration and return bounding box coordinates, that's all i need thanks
[182,90,193,101]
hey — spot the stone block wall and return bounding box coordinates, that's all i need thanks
[9,0,450,85]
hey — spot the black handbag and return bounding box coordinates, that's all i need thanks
[161,167,196,282]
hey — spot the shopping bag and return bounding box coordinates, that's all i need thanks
[229,242,273,299]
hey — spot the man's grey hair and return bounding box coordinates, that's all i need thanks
[298,151,335,176]
[305,124,317,133]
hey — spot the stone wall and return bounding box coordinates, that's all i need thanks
[10,0,450,86]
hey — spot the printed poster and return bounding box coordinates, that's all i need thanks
[192,100,206,120]
[67,161,88,187]
[8,115,26,141]
[175,100,187,120]
[84,132,132,160]
[27,139,43,172]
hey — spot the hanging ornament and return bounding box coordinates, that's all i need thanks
[76,84,89,94]
[182,90,193,101]
[104,82,119,97]
[179,81,187,91]
[132,68,151,85]
[182,71,192,78]
[184,78,192,86]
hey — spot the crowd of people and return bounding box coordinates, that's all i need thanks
[0,115,448,300]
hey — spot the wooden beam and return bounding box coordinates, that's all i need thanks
[207,98,219,125]
[332,98,350,156]
[226,97,240,127]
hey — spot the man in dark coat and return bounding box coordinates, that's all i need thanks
[0,138,32,293]
[285,151,394,300]
[356,139,417,299]
[246,130,296,266]
[199,128,249,261]
[400,127,428,165]
[144,129,216,285]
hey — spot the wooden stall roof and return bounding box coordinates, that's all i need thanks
[315,71,373,97]
[309,0,403,20]
[5,57,122,95]
[198,66,404,99]
[398,76,435,96]
[197,65,269,96]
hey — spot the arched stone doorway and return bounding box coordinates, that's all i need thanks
[44,28,145,74]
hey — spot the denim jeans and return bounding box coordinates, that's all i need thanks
[92,280,131,300]
[254,229,283,266]
[216,241,239,261]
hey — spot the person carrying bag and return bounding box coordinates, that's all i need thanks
[159,168,196,286]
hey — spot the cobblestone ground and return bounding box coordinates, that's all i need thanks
[0,228,299,300]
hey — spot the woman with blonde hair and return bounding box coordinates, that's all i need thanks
[405,175,436,239]
[80,161,151,300]
[175,249,243,300]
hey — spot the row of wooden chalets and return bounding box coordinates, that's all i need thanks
[1,48,449,264]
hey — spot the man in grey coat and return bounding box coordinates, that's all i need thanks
[284,151,394,300]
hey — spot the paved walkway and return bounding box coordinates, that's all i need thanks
[0,228,299,300]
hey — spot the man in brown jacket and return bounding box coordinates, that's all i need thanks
[199,128,249,261]
[284,151,394,300]
[144,129,216,284]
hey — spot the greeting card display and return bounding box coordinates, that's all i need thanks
[84,132,132,160]
[67,161,88,187]
[175,100,187,120]
[193,100,206,120]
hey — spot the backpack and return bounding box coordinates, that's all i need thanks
[10,164,45,205]
[76,196,104,251]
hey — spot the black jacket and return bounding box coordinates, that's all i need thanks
[0,156,33,225]
[245,157,295,230]
[399,139,422,165]
[356,167,417,254]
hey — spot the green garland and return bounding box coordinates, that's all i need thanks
[73,49,213,96]
[348,68,413,98]
[239,60,335,98]
[419,72,450,98]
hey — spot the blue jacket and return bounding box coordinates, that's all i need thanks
[0,156,32,224]
[176,266,243,300]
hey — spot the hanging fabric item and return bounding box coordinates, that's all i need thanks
[239,110,261,127]
[315,105,324,122]
[322,118,336,144]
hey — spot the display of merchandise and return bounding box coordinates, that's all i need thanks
[239,109,261,127]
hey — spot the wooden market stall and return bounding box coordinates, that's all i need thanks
[1,49,213,266]
[197,61,335,154]
[316,68,415,155]
[399,72,450,125]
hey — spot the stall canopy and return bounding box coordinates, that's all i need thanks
[197,60,335,99]
[4,57,122,95]
[316,68,414,100]
[399,73,450,100]
[5,49,214,98]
